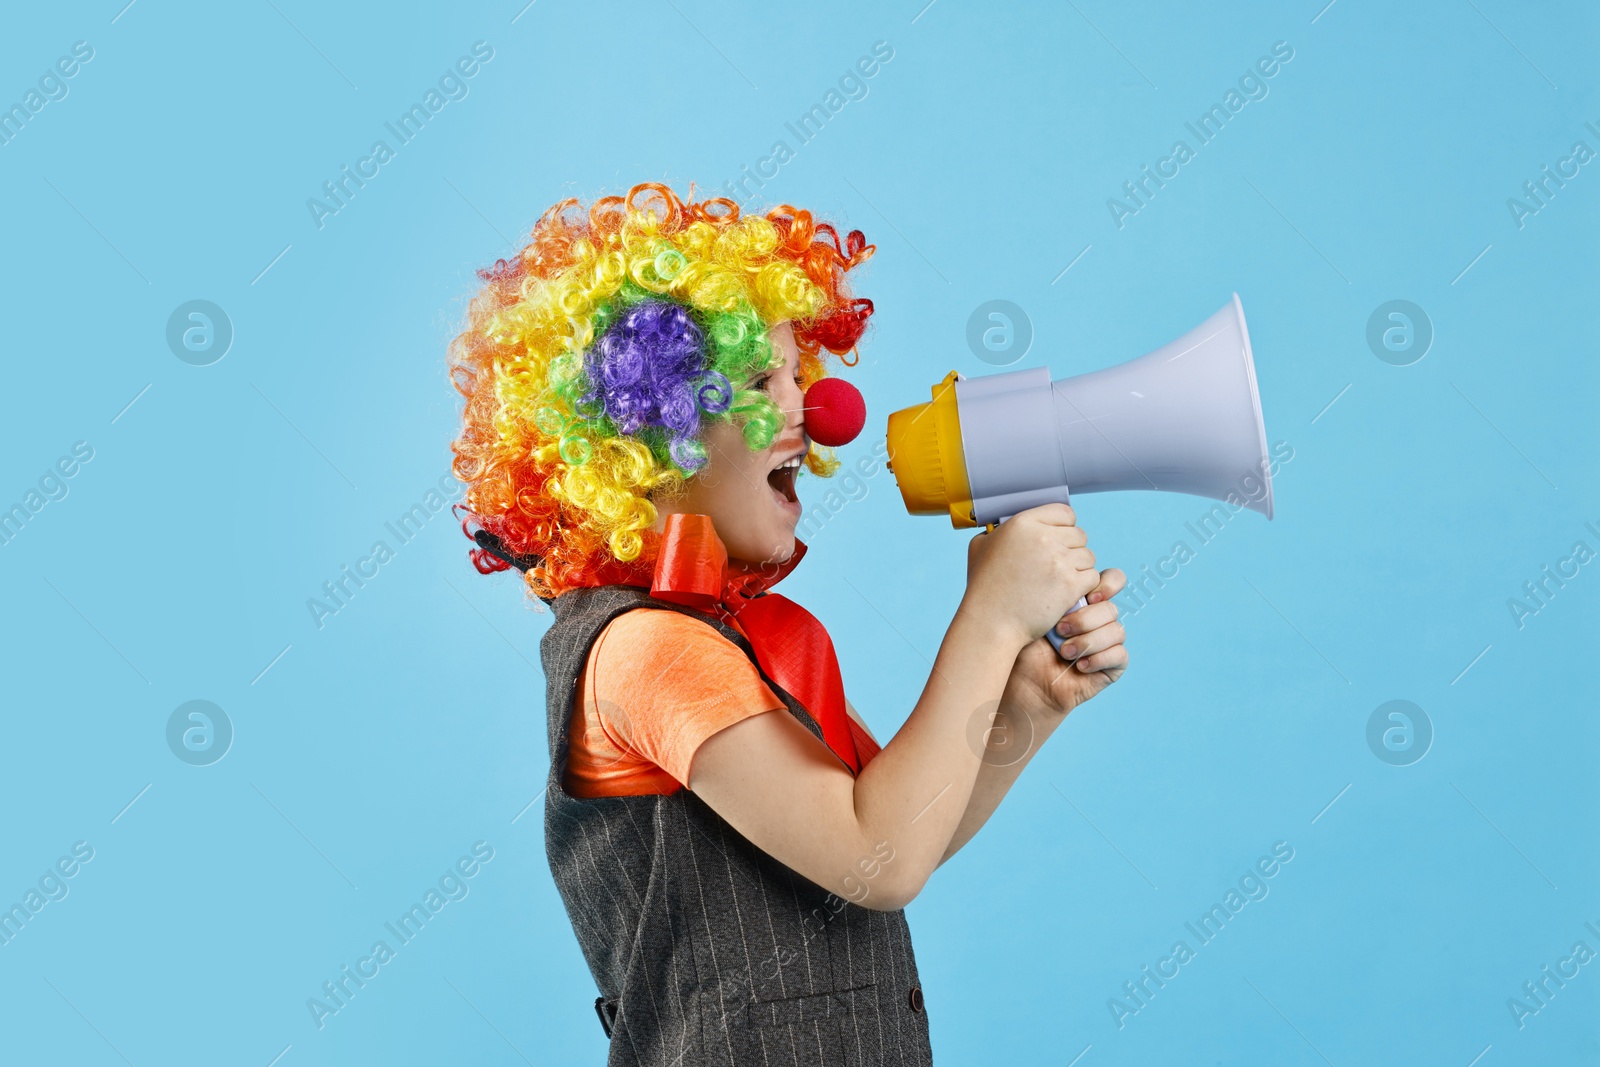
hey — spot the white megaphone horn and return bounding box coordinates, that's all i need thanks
[885,294,1274,652]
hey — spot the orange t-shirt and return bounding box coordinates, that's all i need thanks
[563,608,880,798]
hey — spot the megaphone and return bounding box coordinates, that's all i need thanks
[885,294,1273,652]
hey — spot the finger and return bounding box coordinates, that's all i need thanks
[1055,599,1118,638]
[1054,621,1125,663]
[1086,567,1127,604]
[1052,524,1088,549]
[1074,642,1129,674]
[1065,545,1097,572]
[1025,502,1077,527]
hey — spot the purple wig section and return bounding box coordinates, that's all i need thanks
[579,298,732,472]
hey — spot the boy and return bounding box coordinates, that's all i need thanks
[449,183,1127,1065]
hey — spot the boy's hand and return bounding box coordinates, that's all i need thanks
[961,504,1102,651]
[1006,567,1128,719]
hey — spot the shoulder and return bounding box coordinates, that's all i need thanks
[588,607,754,679]
[594,607,740,653]
[586,607,785,787]
[600,605,729,639]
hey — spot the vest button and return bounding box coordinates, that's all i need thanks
[908,985,924,1012]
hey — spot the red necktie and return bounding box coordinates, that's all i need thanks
[647,513,863,775]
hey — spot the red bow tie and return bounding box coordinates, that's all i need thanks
[647,513,863,775]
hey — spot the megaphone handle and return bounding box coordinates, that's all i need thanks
[985,519,1090,661]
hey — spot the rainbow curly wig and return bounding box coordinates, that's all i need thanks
[448,182,875,599]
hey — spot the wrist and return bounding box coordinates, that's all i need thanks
[1006,650,1092,724]
[953,593,1034,655]
[1006,683,1073,732]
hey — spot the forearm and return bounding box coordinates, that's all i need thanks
[937,684,1064,865]
[848,602,1024,906]
[689,511,1105,910]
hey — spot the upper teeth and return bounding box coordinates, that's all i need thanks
[778,456,802,469]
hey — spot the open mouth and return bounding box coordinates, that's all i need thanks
[766,452,803,510]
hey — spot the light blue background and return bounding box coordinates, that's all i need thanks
[2,1,1596,1064]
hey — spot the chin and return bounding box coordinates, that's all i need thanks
[730,525,796,569]
[718,488,803,566]
[755,534,798,568]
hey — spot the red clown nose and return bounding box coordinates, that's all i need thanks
[803,378,866,447]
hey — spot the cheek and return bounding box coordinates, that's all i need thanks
[777,375,806,414]
[697,424,762,504]
[696,429,783,557]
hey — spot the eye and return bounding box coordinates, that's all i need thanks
[749,368,803,394]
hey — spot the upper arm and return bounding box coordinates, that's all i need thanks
[844,698,879,746]
[689,709,903,909]
[589,610,787,788]
[599,611,902,907]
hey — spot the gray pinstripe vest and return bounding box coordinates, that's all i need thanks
[541,584,934,1066]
